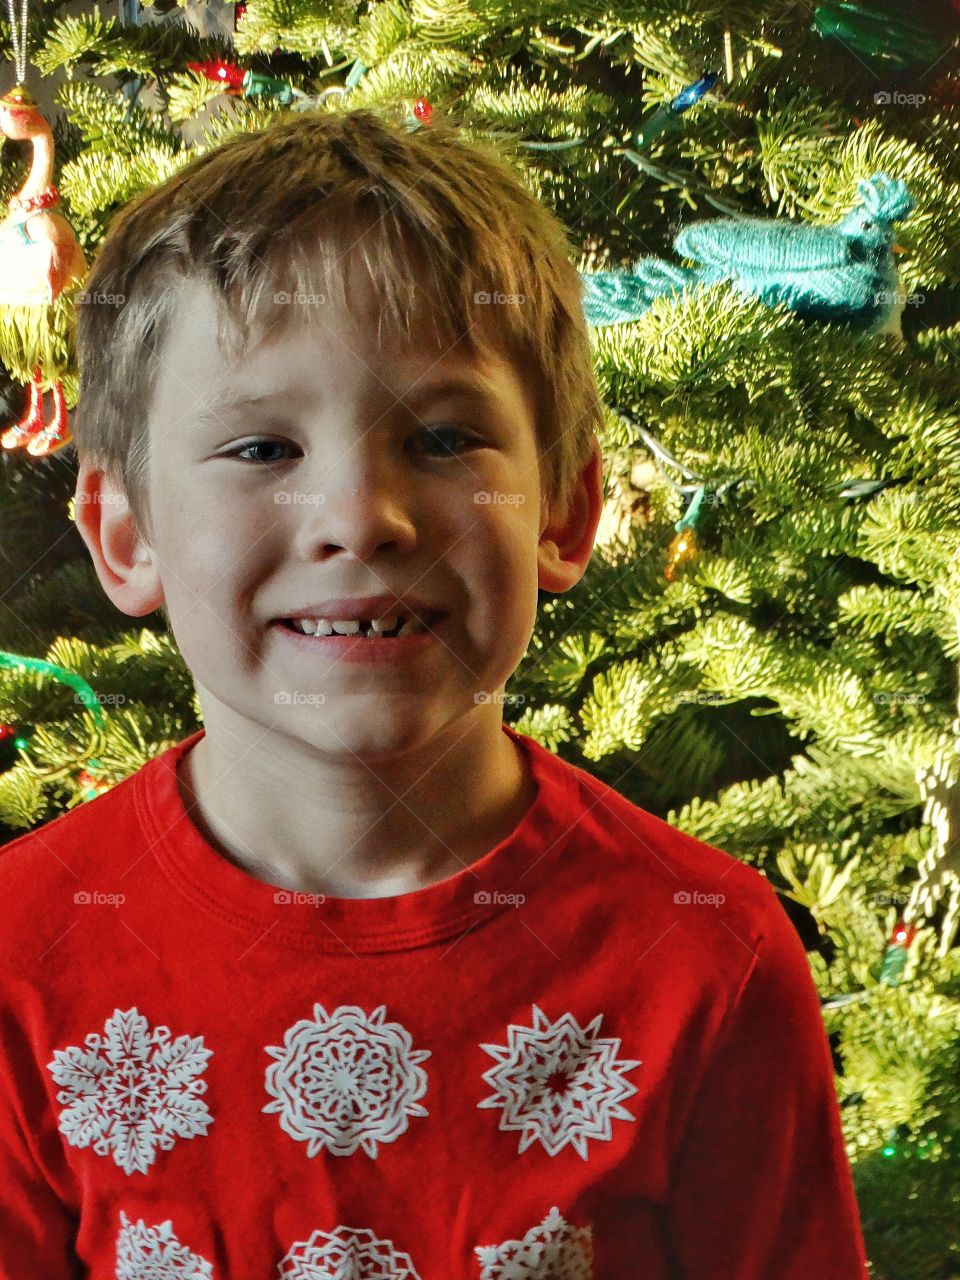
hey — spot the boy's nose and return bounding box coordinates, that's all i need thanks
[285,479,419,562]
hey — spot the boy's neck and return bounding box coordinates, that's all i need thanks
[175,712,536,899]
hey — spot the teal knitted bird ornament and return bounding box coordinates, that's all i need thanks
[581,173,915,335]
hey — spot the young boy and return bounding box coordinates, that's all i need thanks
[0,108,869,1278]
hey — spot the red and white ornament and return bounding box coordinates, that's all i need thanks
[0,84,85,455]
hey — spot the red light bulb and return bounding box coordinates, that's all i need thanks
[187,61,246,90]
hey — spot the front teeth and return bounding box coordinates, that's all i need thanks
[290,613,429,637]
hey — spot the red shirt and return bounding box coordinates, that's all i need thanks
[0,724,869,1278]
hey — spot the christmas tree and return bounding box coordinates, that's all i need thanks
[2,0,960,1273]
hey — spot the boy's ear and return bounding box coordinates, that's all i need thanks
[73,458,166,618]
[537,434,604,594]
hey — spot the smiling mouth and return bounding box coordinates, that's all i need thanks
[275,611,446,639]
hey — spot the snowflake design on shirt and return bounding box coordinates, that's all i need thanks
[115,1209,214,1278]
[277,1225,421,1278]
[263,1003,431,1159]
[477,1005,640,1160]
[46,1007,213,1176]
[475,1206,593,1278]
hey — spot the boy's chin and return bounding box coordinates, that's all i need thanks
[275,708,448,761]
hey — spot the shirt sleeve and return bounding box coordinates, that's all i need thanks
[0,1010,83,1279]
[665,890,870,1280]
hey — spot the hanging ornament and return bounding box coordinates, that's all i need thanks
[580,173,914,338]
[0,0,86,457]
[812,3,943,71]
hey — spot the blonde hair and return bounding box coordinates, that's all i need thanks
[70,106,603,543]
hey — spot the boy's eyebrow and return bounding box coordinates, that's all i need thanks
[404,373,498,401]
[193,374,497,426]
[193,393,274,426]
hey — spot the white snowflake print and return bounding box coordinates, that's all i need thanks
[477,1005,640,1159]
[263,1004,431,1159]
[475,1206,593,1278]
[115,1210,214,1278]
[46,1007,213,1176]
[277,1225,421,1278]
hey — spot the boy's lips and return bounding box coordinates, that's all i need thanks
[269,612,449,664]
[271,594,443,623]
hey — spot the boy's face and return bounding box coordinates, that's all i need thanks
[78,256,602,759]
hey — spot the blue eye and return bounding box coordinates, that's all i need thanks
[226,427,478,464]
[231,440,290,464]
[418,425,477,456]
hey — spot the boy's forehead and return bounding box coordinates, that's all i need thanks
[165,269,520,409]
